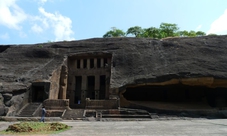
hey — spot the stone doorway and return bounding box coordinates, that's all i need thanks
[31,82,50,102]
[87,76,95,99]
[74,76,82,104]
[99,75,106,99]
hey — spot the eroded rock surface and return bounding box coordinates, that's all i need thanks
[0,36,227,116]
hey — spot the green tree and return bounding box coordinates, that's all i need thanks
[103,23,207,39]
[196,31,206,36]
[126,26,144,37]
[188,31,197,37]
[142,27,162,39]
[178,30,189,37]
[103,27,125,38]
[159,23,179,38]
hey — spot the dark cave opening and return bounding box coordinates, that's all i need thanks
[31,82,50,102]
[32,86,45,102]
[87,76,95,99]
[123,84,227,108]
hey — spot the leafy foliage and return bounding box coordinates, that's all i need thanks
[126,26,144,37]
[104,23,213,39]
[159,23,179,38]
[196,31,206,36]
[103,27,125,37]
[143,27,162,39]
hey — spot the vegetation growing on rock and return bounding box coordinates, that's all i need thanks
[1,122,70,134]
[103,22,207,38]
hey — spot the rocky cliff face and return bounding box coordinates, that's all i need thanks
[0,35,227,116]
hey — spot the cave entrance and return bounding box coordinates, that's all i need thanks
[74,76,82,104]
[87,76,95,99]
[99,75,106,99]
[123,84,227,110]
[31,82,50,102]
[67,53,112,108]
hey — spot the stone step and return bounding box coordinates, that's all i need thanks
[102,114,151,118]
[18,103,42,117]
[84,109,152,119]
[62,109,84,119]
[100,118,153,121]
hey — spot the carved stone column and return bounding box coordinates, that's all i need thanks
[59,65,68,99]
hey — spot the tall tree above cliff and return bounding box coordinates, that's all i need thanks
[178,30,189,37]
[103,23,208,39]
[103,27,125,38]
[126,26,144,37]
[142,27,162,39]
[188,31,197,37]
[196,31,206,36]
[159,23,179,38]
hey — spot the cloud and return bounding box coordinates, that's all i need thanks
[196,25,202,31]
[34,0,48,5]
[207,9,227,35]
[0,33,9,40]
[0,0,74,42]
[31,24,43,33]
[38,7,74,41]
[0,0,27,30]
[40,0,47,4]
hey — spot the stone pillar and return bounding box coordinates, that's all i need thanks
[106,72,110,99]
[87,58,90,69]
[59,65,68,99]
[80,59,83,69]
[69,90,74,106]
[69,76,75,106]
[94,58,97,68]
[107,58,111,66]
[81,90,86,103]
[101,58,104,68]
[95,75,100,90]
[81,75,87,90]
[74,60,77,69]
[81,75,87,101]
[68,75,74,91]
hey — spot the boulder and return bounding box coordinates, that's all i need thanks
[0,105,5,116]
[0,93,4,105]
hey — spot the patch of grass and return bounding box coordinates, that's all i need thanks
[0,122,71,135]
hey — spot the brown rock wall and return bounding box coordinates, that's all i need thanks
[1,36,227,115]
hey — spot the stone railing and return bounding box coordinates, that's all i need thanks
[43,99,70,110]
[85,98,119,109]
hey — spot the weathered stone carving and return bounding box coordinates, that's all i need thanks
[59,65,68,99]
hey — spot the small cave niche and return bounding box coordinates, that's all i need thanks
[123,84,227,109]
[31,82,50,102]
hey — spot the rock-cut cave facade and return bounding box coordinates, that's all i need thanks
[1,36,227,117]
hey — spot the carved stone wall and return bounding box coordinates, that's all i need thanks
[67,53,112,108]
[43,99,69,110]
